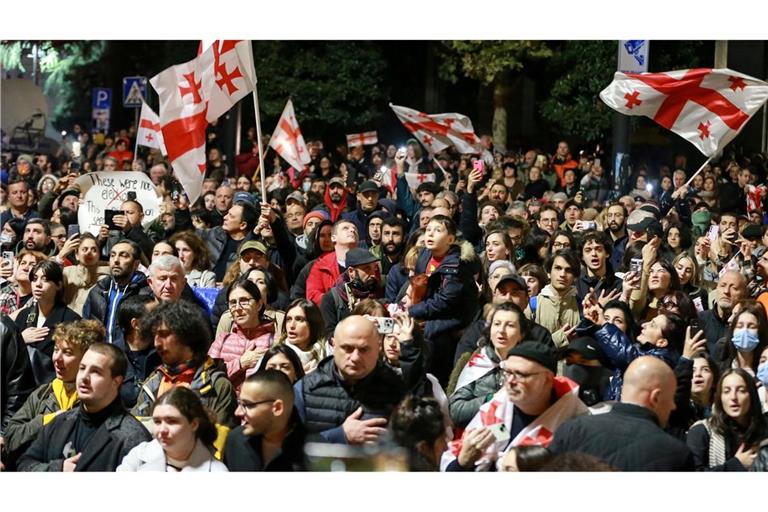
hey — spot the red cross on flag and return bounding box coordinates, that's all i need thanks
[600,68,768,157]
[346,131,378,148]
[403,172,435,190]
[136,101,167,155]
[150,41,256,204]
[390,103,483,155]
[268,99,311,172]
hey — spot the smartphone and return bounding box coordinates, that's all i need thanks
[487,422,510,443]
[690,318,702,338]
[630,258,643,274]
[127,191,137,201]
[707,225,719,242]
[104,209,121,230]
[67,224,80,238]
[365,315,395,335]
[581,221,596,231]
[2,251,14,266]
[472,159,485,177]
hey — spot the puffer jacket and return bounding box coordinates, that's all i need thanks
[407,243,479,340]
[306,251,342,306]
[207,322,276,393]
[131,357,237,427]
[576,320,680,401]
[448,345,503,429]
[534,285,581,348]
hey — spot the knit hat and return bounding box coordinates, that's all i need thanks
[302,210,329,228]
[507,341,558,374]
[488,260,516,277]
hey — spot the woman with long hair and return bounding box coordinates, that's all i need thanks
[207,277,276,393]
[256,344,306,384]
[390,395,450,471]
[718,300,768,377]
[169,230,216,288]
[673,252,708,312]
[118,387,227,472]
[13,260,81,386]
[276,298,328,374]
[0,249,46,316]
[62,233,110,315]
[448,303,529,429]
[687,368,768,470]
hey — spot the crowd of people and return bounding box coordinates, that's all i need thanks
[2,120,768,472]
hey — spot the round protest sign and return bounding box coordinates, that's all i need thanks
[75,171,162,235]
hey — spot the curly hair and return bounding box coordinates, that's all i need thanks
[169,230,212,272]
[139,300,212,362]
[53,319,106,353]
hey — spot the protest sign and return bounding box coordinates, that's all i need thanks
[75,171,162,235]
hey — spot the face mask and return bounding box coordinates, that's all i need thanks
[564,364,604,406]
[302,182,311,192]
[0,233,13,244]
[731,328,760,352]
[757,363,768,387]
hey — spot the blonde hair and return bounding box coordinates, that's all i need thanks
[53,319,106,353]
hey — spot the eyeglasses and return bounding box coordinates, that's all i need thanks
[228,297,255,310]
[661,298,679,309]
[236,399,275,410]
[552,242,570,249]
[499,365,546,382]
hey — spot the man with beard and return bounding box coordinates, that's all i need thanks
[380,216,407,277]
[83,240,148,345]
[324,177,350,222]
[698,271,747,358]
[605,203,628,271]
[16,219,55,256]
[342,180,383,236]
[319,249,383,337]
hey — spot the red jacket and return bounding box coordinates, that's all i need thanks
[324,187,349,222]
[306,251,341,306]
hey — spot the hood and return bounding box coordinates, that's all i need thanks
[539,284,577,301]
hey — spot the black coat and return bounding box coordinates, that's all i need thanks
[1,316,35,436]
[698,308,728,360]
[453,314,554,366]
[222,414,307,471]
[549,402,694,471]
[14,303,81,387]
[16,400,151,471]
[83,273,149,345]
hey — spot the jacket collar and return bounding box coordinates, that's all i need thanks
[610,402,661,426]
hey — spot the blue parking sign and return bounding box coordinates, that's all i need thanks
[123,76,148,107]
[92,88,112,110]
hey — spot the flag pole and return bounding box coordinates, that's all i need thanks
[683,155,713,188]
[248,41,267,201]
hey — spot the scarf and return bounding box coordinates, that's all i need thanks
[157,360,197,397]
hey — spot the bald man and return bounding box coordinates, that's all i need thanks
[293,315,423,444]
[549,356,694,471]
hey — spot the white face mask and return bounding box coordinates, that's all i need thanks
[302,182,311,192]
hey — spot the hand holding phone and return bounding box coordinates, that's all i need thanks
[472,159,485,177]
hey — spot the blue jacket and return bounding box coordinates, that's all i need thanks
[408,244,478,340]
[577,321,679,401]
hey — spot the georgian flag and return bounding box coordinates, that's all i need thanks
[600,68,768,157]
[403,171,435,190]
[150,40,255,204]
[390,103,483,155]
[439,376,588,472]
[268,99,311,172]
[136,101,166,155]
[346,131,378,148]
[452,350,496,395]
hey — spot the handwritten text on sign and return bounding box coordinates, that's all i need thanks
[76,171,161,235]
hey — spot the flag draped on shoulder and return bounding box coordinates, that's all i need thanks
[136,101,167,155]
[439,376,588,472]
[268,99,311,172]
[390,103,482,155]
[150,40,255,204]
[599,68,768,157]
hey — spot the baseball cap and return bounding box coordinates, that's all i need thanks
[495,274,528,292]
[238,240,268,256]
[329,177,345,187]
[233,191,255,206]
[16,154,33,165]
[358,181,380,194]
[286,191,306,205]
[344,248,379,268]
[559,336,602,361]
[59,188,81,203]
[506,341,558,374]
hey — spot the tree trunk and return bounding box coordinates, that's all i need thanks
[492,79,507,152]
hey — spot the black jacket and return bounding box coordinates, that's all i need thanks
[14,303,81,387]
[294,342,423,443]
[17,399,151,471]
[453,314,554,366]
[698,308,729,360]
[83,273,149,345]
[686,420,754,471]
[549,402,694,471]
[222,414,307,471]
[1,316,35,437]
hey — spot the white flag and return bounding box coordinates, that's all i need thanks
[390,103,483,155]
[600,68,768,157]
[268,99,311,171]
[346,131,378,148]
[136,101,166,155]
[403,172,435,190]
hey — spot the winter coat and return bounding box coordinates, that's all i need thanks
[207,321,276,393]
[448,345,503,429]
[549,402,694,471]
[117,438,228,472]
[577,321,680,401]
[453,313,555,366]
[408,244,479,341]
[306,251,342,306]
[534,285,580,348]
[83,272,149,345]
[686,418,760,471]
[385,261,409,304]
[14,302,81,387]
[186,269,217,288]
[17,399,151,472]
[1,316,34,437]
[698,308,729,361]
[222,414,307,471]
[131,357,238,427]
